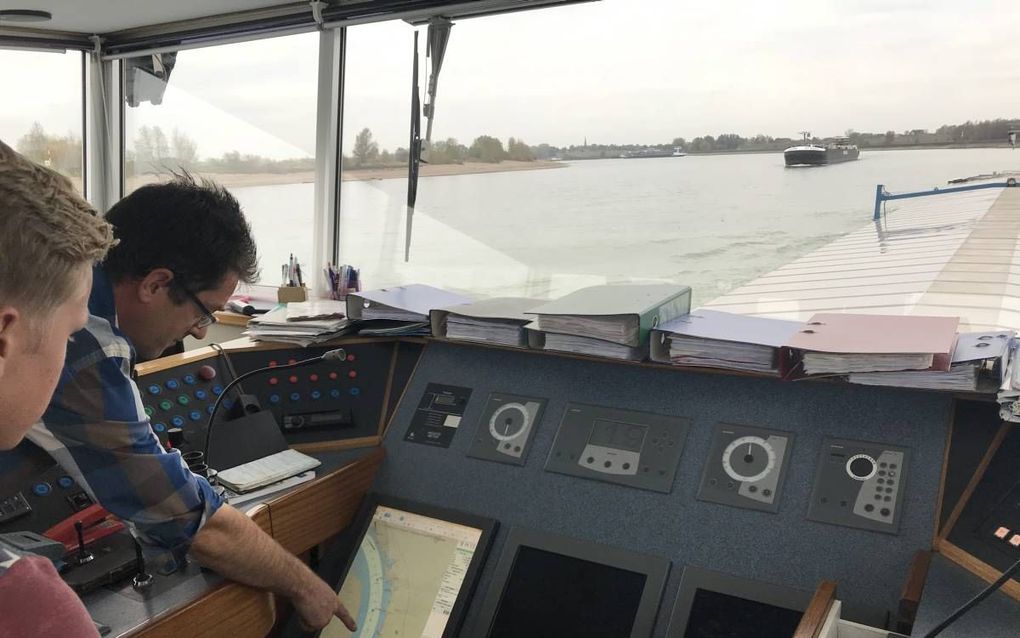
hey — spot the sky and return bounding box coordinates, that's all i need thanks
[3,0,1020,159]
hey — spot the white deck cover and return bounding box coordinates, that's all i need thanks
[705,186,1020,331]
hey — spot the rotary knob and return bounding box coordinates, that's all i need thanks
[846,454,877,481]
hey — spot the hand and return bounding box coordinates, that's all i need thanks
[293,576,357,633]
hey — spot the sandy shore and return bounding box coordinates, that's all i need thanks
[116,160,562,191]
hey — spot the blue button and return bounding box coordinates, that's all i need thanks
[58,476,74,489]
[153,422,167,432]
[350,387,360,396]
[330,389,341,399]
[148,384,161,395]
[189,410,202,422]
[206,406,215,415]
[32,483,51,496]
[171,416,185,427]
[223,399,233,410]
[269,394,281,404]
[290,392,300,402]
[310,390,321,400]
[183,374,196,385]
[212,385,223,396]
[194,389,208,400]
[165,379,179,390]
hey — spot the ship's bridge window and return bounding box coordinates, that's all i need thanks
[121,33,319,280]
[0,49,85,193]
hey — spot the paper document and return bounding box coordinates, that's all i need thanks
[216,449,321,493]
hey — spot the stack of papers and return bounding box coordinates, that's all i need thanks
[246,306,354,346]
[651,310,802,375]
[347,284,471,335]
[431,297,543,348]
[286,300,346,321]
[850,331,1012,391]
[537,329,645,360]
[786,313,959,375]
[216,449,321,493]
[999,344,1020,421]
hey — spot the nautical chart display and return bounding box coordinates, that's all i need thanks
[467,393,547,466]
[319,497,496,638]
[696,423,793,513]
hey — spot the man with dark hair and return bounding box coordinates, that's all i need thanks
[31,176,356,633]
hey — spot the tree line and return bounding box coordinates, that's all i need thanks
[13,117,1020,177]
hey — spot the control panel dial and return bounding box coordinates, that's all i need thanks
[722,436,776,483]
[846,454,877,481]
[489,403,531,441]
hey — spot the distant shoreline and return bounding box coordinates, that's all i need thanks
[120,159,563,191]
[674,142,1016,158]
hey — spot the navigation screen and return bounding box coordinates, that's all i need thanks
[588,418,648,452]
[323,505,484,638]
[683,589,804,638]
[488,546,646,637]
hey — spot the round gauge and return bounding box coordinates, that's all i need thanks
[489,403,530,441]
[722,436,776,483]
[846,454,877,481]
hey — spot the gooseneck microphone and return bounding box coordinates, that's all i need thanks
[200,347,347,463]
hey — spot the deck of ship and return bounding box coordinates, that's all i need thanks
[704,185,1020,331]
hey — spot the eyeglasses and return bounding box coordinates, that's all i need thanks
[180,286,218,330]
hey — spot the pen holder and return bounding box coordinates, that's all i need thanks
[277,285,308,303]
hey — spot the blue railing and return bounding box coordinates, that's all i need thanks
[873,180,1016,220]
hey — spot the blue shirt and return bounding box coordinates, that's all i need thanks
[28,266,224,560]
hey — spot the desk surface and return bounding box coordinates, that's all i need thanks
[83,447,380,638]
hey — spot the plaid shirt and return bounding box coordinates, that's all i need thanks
[28,266,224,560]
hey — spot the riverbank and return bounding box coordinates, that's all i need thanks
[117,159,563,191]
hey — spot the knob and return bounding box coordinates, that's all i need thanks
[197,365,217,381]
[167,427,185,448]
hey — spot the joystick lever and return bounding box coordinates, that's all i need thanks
[73,521,94,565]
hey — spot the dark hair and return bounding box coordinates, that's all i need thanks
[103,174,258,301]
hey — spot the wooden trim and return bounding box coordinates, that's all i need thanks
[263,447,385,555]
[127,582,275,638]
[898,550,933,623]
[378,341,400,437]
[212,310,252,328]
[291,435,380,454]
[792,580,838,638]
[382,340,428,437]
[136,346,221,375]
[937,539,1020,603]
[934,403,957,537]
[938,421,1012,541]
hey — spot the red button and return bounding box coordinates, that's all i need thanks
[309,374,319,382]
[346,354,356,362]
[198,365,217,381]
[268,360,278,367]
[288,359,297,365]
[348,370,357,379]
[289,375,298,383]
[329,372,339,380]
[269,377,279,386]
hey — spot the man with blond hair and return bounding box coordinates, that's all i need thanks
[0,140,115,637]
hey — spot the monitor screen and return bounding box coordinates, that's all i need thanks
[489,546,647,637]
[318,497,495,638]
[665,567,813,638]
[474,527,670,638]
[683,589,804,638]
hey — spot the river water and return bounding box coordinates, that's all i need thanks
[233,148,1019,306]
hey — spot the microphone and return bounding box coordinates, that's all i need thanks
[201,348,346,466]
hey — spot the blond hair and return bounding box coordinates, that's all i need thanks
[0,139,115,318]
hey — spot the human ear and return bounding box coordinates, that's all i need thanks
[137,268,175,304]
[0,307,21,379]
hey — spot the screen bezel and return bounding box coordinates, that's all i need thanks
[663,566,813,637]
[473,526,671,638]
[303,492,498,638]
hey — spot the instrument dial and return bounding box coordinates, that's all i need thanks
[846,454,877,481]
[489,403,530,441]
[722,435,776,483]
